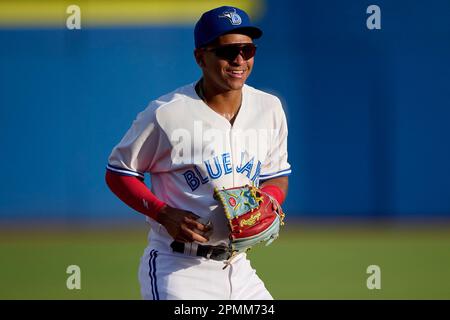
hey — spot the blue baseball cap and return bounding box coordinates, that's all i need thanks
[194,6,263,48]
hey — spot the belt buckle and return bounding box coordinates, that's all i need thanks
[206,246,214,259]
[211,246,232,261]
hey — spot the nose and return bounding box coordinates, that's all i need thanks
[231,52,245,65]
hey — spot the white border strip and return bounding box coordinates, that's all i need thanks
[106,164,145,179]
[259,168,292,181]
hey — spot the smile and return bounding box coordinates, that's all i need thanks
[226,69,246,78]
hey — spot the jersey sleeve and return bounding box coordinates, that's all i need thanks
[107,103,164,179]
[259,99,292,182]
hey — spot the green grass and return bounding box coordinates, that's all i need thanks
[1,225,449,299]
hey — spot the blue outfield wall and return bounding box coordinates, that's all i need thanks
[1,0,450,220]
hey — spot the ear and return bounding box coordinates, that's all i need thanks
[194,49,205,67]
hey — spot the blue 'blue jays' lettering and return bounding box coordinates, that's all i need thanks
[205,156,222,179]
[250,160,262,183]
[194,165,209,184]
[183,170,200,191]
[222,153,232,175]
[181,152,262,191]
[236,157,254,178]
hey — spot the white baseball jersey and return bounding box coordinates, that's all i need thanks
[107,81,291,247]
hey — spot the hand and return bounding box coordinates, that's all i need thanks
[156,205,212,243]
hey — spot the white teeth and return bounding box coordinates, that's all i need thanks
[231,70,244,74]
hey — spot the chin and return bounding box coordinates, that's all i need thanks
[226,78,246,91]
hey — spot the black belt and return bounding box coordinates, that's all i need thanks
[170,241,232,261]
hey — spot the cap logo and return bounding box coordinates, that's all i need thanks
[218,8,242,25]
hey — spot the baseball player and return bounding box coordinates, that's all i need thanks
[106,6,291,300]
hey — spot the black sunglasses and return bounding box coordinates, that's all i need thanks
[205,43,257,61]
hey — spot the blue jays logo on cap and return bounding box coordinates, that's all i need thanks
[218,8,242,26]
[194,6,263,48]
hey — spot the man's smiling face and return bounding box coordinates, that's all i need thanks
[195,33,255,92]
